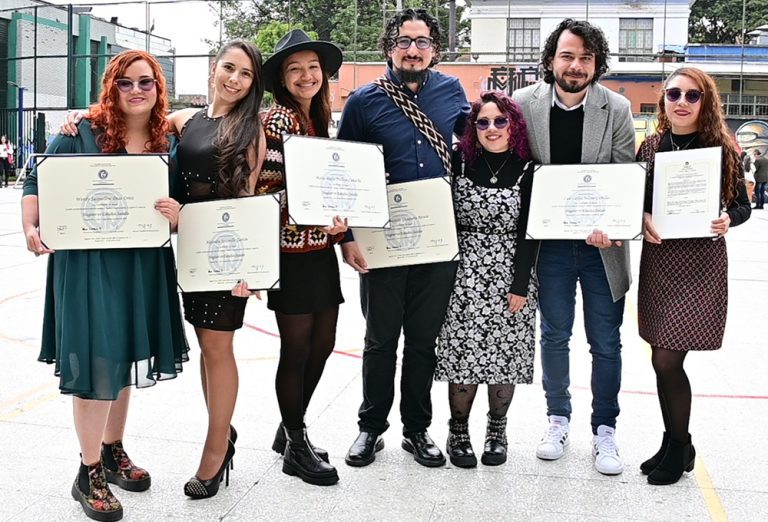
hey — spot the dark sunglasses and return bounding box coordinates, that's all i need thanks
[664,88,703,104]
[115,78,157,93]
[475,116,509,131]
[394,36,433,50]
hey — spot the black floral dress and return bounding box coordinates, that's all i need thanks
[435,151,537,384]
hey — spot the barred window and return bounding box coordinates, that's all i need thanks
[507,18,540,63]
[619,18,653,62]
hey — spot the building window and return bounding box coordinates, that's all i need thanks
[90,41,101,104]
[507,18,540,63]
[619,18,653,62]
[640,103,657,114]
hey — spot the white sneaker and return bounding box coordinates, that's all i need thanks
[535,415,569,460]
[592,425,624,475]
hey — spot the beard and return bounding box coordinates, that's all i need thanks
[554,72,590,94]
[394,65,429,85]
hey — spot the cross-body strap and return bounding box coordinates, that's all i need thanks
[373,75,452,176]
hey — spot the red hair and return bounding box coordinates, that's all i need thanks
[89,50,170,153]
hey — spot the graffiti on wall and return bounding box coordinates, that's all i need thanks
[486,66,540,95]
[735,120,768,157]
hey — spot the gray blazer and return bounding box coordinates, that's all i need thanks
[512,81,636,302]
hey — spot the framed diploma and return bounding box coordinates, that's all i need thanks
[352,177,459,269]
[176,194,281,293]
[651,147,721,239]
[36,154,171,250]
[282,135,390,228]
[526,163,646,240]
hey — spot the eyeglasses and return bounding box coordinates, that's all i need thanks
[394,36,433,50]
[664,88,703,104]
[475,116,509,131]
[115,78,157,93]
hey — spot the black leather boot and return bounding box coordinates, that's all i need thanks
[446,418,477,468]
[283,428,339,486]
[272,422,329,462]
[647,435,696,486]
[640,432,669,475]
[481,414,507,466]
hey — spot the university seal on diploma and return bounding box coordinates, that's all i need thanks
[352,177,459,269]
[176,194,281,293]
[282,135,390,228]
[526,163,646,240]
[36,154,171,250]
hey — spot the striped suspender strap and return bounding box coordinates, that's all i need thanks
[372,76,452,176]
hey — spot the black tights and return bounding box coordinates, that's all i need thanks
[275,307,339,430]
[651,347,691,442]
[448,383,515,421]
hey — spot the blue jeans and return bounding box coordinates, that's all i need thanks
[755,181,767,208]
[537,241,624,433]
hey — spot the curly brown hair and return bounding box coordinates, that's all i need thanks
[89,50,170,153]
[656,67,742,206]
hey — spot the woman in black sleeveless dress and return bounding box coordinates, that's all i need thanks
[169,40,266,499]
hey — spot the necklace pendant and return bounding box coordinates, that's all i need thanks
[490,175,498,184]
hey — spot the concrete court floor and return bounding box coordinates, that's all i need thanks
[0,183,767,522]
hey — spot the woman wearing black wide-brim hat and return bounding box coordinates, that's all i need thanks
[255,29,344,486]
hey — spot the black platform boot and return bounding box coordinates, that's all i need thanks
[647,435,696,486]
[272,422,329,462]
[446,418,477,468]
[283,427,339,486]
[640,432,669,475]
[481,414,508,466]
[101,441,151,492]
[71,460,123,521]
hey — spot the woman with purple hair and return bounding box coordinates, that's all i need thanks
[435,91,538,468]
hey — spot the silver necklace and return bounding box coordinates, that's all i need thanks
[670,133,697,151]
[482,154,510,184]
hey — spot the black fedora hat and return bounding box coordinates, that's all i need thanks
[263,29,343,93]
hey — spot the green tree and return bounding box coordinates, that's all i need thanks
[255,21,317,54]
[208,0,472,61]
[689,0,768,43]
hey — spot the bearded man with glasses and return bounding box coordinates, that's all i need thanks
[338,7,470,468]
[512,18,636,476]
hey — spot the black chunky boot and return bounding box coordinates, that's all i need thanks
[272,422,329,462]
[446,418,477,468]
[647,435,696,486]
[71,460,123,521]
[640,432,669,475]
[481,414,507,466]
[283,427,339,486]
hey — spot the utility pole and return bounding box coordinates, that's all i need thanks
[448,0,456,55]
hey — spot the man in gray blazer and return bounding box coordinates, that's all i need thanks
[512,18,635,475]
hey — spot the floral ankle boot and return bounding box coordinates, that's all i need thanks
[71,460,123,522]
[101,440,151,492]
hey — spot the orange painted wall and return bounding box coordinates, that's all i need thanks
[329,62,664,115]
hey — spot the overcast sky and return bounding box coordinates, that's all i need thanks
[47,0,219,95]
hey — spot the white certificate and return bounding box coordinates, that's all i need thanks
[526,163,646,240]
[176,194,281,293]
[652,147,721,239]
[352,177,459,269]
[282,135,390,228]
[37,154,170,250]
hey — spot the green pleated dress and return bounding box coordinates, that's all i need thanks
[23,120,189,400]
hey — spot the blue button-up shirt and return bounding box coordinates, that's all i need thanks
[338,67,470,183]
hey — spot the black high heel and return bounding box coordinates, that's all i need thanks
[229,425,237,470]
[184,441,236,499]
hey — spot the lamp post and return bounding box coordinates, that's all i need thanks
[6,81,26,169]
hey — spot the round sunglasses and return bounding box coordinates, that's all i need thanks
[664,87,703,104]
[115,78,157,93]
[475,116,509,131]
[394,36,433,50]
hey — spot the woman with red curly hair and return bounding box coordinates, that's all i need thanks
[636,67,751,486]
[435,91,537,468]
[21,50,188,521]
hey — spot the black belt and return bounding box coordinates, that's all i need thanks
[458,225,515,235]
